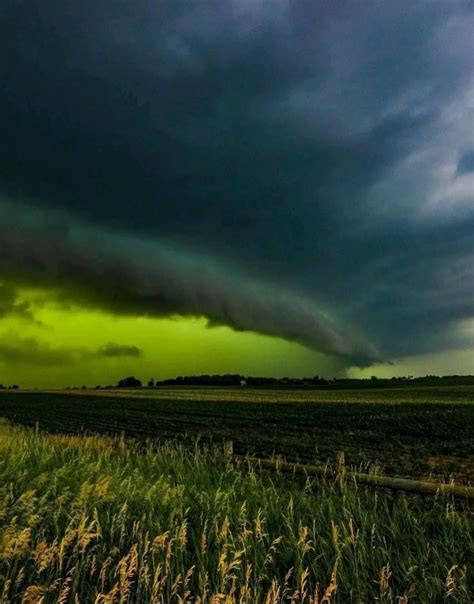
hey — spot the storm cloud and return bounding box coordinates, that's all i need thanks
[0,336,72,367]
[98,342,142,358]
[0,284,37,323]
[0,332,143,367]
[0,201,377,365]
[1,1,473,368]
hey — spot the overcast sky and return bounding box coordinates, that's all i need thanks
[1,1,473,385]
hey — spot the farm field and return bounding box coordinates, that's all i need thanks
[0,419,472,603]
[0,386,473,482]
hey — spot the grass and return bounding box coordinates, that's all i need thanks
[0,387,473,482]
[0,419,472,603]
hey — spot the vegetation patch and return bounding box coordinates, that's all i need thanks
[1,387,472,482]
[0,420,472,602]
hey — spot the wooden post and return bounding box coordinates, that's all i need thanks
[224,440,234,459]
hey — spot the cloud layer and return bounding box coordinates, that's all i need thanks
[0,201,377,365]
[0,1,473,369]
[0,334,142,368]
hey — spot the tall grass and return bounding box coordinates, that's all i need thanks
[0,419,471,602]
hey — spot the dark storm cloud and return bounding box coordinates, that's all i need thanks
[98,342,142,358]
[0,332,143,367]
[0,202,378,365]
[0,0,473,365]
[0,283,38,323]
[0,337,71,367]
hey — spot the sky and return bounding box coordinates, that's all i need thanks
[0,1,473,387]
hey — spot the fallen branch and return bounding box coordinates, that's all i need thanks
[232,454,474,501]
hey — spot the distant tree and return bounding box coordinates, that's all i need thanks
[117,376,142,388]
[148,378,156,387]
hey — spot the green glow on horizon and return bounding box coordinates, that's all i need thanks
[0,287,338,388]
[2,286,473,388]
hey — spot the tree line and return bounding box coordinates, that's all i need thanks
[59,373,474,390]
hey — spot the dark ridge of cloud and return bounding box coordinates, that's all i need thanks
[0,283,39,324]
[0,336,74,367]
[0,201,380,366]
[457,149,474,175]
[0,331,143,367]
[325,215,474,358]
[98,342,142,358]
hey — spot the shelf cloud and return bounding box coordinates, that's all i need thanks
[0,0,473,375]
[0,201,378,365]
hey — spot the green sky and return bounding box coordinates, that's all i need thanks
[1,284,473,388]
[0,285,342,388]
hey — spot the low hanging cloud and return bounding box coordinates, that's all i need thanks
[98,342,142,358]
[0,283,39,324]
[0,336,72,367]
[0,332,143,367]
[0,201,379,366]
